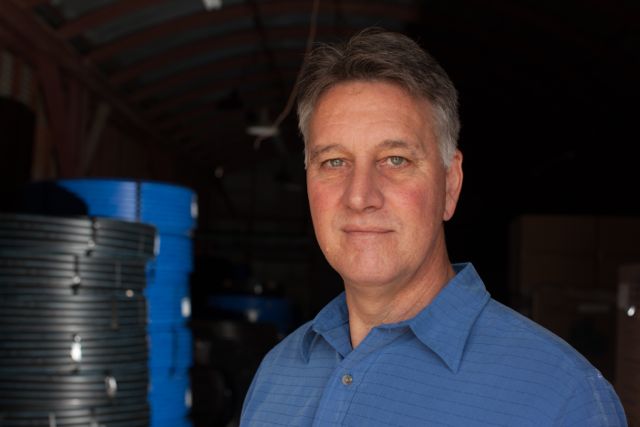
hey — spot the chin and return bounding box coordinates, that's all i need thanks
[335,263,400,287]
[323,241,406,284]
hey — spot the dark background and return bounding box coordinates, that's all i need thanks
[1,0,638,307]
[410,1,639,305]
[0,1,638,424]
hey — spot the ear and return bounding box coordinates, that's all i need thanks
[443,149,463,221]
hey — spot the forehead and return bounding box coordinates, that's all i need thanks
[316,80,426,111]
[309,80,435,147]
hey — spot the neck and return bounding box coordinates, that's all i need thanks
[344,251,455,348]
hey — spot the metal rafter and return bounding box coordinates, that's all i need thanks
[106,25,327,87]
[85,1,418,63]
[22,0,52,7]
[6,0,426,176]
[144,64,298,119]
[129,52,269,102]
[57,0,168,39]
[108,29,264,85]
[0,0,172,164]
[148,70,296,127]
[86,2,254,63]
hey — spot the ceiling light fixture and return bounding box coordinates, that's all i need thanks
[202,0,222,11]
[246,125,279,138]
[250,0,320,150]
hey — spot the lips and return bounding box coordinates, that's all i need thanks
[342,226,393,234]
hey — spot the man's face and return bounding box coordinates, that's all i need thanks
[306,81,462,288]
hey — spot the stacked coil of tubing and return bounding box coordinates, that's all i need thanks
[0,213,155,427]
[55,179,196,427]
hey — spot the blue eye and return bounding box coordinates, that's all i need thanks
[325,159,345,168]
[387,156,407,166]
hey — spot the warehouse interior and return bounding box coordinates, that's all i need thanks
[0,0,639,426]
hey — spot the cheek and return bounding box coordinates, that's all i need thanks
[394,184,430,211]
[307,183,336,230]
[307,183,326,212]
[307,186,338,259]
[392,183,443,225]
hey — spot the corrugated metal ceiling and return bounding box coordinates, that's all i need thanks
[24,0,420,173]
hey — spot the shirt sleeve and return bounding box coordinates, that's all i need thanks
[555,371,627,427]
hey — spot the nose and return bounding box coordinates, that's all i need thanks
[343,162,384,212]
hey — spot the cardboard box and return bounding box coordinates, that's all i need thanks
[600,217,640,253]
[518,253,597,293]
[532,286,616,380]
[510,215,640,295]
[616,265,640,424]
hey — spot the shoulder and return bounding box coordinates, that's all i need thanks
[258,320,314,369]
[471,299,627,425]
[481,300,588,360]
[240,320,325,425]
[474,298,600,378]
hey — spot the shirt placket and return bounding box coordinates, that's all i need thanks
[312,327,405,426]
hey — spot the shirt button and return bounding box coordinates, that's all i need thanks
[341,374,353,385]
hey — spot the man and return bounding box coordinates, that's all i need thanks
[240,28,626,426]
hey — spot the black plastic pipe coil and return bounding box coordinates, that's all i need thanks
[0,213,155,427]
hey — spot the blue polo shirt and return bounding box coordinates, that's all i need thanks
[240,263,626,426]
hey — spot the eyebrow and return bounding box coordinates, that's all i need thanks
[307,144,342,163]
[377,139,422,159]
[378,139,417,152]
[308,139,421,162]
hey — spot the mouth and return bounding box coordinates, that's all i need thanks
[342,227,393,234]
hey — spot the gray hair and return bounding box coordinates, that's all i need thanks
[296,28,460,167]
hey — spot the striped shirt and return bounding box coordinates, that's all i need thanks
[240,263,626,426]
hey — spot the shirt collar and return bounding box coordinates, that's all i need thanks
[406,263,490,372]
[301,292,350,361]
[300,263,490,372]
